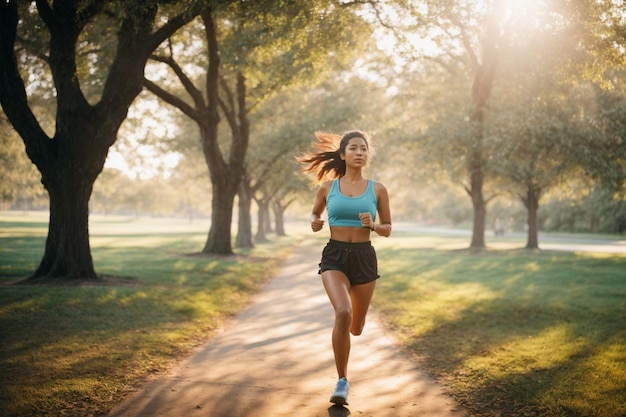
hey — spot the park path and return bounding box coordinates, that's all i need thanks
[108,237,467,417]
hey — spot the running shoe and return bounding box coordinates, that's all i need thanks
[330,377,349,405]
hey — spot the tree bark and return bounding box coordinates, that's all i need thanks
[273,201,286,236]
[236,176,254,248]
[522,185,541,249]
[254,198,270,243]
[468,153,486,248]
[35,165,95,279]
[204,179,237,254]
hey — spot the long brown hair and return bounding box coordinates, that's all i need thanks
[297,130,373,182]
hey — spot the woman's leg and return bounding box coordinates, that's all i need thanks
[350,280,376,336]
[321,270,352,379]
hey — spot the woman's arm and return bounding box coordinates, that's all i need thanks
[373,182,392,237]
[310,181,330,232]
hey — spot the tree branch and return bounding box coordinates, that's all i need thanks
[0,0,50,167]
[149,54,206,113]
[143,77,200,122]
[218,76,237,131]
[33,0,55,30]
[145,1,202,54]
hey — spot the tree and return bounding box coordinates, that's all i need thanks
[145,1,370,254]
[489,94,584,248]
[143,5,255,254]
[486,0,626,248]
[405,0,626,247]
[0,1,200,281]
[399,0,509,248]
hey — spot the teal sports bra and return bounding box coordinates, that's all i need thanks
[327,179,377,227]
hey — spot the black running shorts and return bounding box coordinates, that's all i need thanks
[318,239,379,285]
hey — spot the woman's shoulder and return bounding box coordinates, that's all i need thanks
[369,179,387,190]
[318,180,334,194]
[369,179,389,198]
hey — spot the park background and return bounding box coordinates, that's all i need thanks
[0,1,625,416]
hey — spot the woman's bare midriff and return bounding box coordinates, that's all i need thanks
[329,226,371,243]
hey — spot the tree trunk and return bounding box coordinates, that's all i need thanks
[523,185,541,249]
[469,163,486,248]
[203,174,237,254]
[33,166,97,280]
[273,201,286,236]
[264,208,273,234]
[236,179,254,248]
[255,199,270,243]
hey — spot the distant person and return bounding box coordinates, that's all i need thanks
[297,130,392,406]
[494,217,504,236]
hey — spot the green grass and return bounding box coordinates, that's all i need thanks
[2,214,625,417]
[0,212,307,417]
[373,231,626,417]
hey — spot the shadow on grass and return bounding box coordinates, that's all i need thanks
[0,236,45,282]
[0,232,288,417]
[375,245,626,417]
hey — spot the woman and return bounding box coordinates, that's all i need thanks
[298,130,392,406]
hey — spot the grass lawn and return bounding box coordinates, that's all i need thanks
[0,212,307,417]
[373,231,626,417]
[1,213,625,417]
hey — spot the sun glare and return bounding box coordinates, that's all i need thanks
[497,0,542,27]
[105,148,181,180]
[105,96,182,180]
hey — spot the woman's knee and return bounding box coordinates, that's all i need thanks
[350,319,365,336]
[334,306,352,329]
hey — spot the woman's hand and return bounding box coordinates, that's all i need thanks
[310,215,325,232]
[359,212,376,231]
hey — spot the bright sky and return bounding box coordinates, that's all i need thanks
[105,148,181,180]
[105,92,182,179]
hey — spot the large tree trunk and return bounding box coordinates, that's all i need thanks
[35,168,96,279]
[204,180,237,254]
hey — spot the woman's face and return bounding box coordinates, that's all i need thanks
[341,137,369,167]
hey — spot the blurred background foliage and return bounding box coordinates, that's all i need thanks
[1,0,624,235]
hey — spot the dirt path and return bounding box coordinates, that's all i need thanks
[108,238,467,417]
